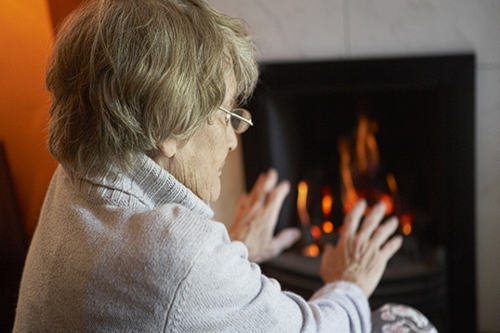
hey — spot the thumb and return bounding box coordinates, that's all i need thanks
[268,228,301,256]
[277,227,301,246]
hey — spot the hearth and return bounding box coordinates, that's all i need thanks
[242,55,475,333]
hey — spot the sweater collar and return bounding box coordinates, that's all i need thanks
[76,155,214,219]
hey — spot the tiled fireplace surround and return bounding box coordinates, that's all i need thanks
[208,1,500,332]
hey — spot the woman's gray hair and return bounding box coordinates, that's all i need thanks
[47,0,258,177]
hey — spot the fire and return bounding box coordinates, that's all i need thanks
[400,213,414,236]
[297,181,311,226]
[310,225,321,240]
[303,244,320,258]
[339,137,359,214]
[321,189,334,234]
[380,194,393,215]
[402,224,412,235]
[339,116,382,214]
[322,221,334,234]
[296,115,415,260]
[355,116,380,175]
[338,114,413,235]
[322,193,333,219]
[387,173,398,194]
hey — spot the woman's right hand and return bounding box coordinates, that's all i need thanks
[320,200,403,298]
[228,169,301,264]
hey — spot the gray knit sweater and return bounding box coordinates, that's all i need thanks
[14,155,371,332]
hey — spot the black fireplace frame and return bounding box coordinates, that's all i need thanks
[242,54,476,333]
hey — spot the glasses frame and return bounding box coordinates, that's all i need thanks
[218,107,253,133]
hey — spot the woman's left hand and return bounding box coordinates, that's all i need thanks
[228,169,301,263]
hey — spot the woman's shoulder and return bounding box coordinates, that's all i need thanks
[130,202,229,254]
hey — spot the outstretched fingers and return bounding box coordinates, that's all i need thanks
[267,228,302,259]
[353,202,386,253]
[242,169,278,218]
[359,202,386,238]
[260,180,290,232]
[343,199,367,235]
[379,232,403,261]
[371,217,399,248]
[364,217,403,265]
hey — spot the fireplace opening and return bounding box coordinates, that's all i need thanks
[242,55,475,333]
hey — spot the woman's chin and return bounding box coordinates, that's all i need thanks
[195,182,221,204]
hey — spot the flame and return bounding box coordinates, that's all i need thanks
[339,115,399,217]
[303,244,320,258]
[322,221,334,234]
[297,181,311,226]
[400,213,414,236]
[380,194,393,215]
[356,116,380,175]
[321,189,334,234]
[322,192,333,219]
[310,225,321,240]
[339,138,359,213]
[386,173,398,195]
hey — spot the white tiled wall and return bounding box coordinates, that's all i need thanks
[209,1,500,331]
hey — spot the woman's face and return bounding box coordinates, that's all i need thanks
[159,79,238,204]
[167,109,237,203]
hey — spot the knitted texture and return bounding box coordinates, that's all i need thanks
[14,155,371,332]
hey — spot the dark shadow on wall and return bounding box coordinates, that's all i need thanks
[0,142,29,332]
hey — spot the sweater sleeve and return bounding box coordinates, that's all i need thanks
[166,221,371,333]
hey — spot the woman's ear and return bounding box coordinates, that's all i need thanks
[158,139,178,158]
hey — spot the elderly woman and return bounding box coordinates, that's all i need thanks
[14,0,437,332]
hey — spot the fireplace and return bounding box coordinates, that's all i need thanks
[242,55,475,333]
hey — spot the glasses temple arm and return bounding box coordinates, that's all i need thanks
[219,107,253,126]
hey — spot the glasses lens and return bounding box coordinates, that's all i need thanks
[231,109,251,133]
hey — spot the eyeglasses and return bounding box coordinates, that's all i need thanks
[218,107,253,134]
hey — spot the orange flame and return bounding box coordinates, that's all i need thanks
[339,115,399,217]
[321,188,334,234]
[297,181,311,226]
[356,116,380,175]
[339,138,359,214]
[380,194,393,215]
[400,213,414,236]
[303,244,320,258]
[402,224,412,235]
[322,221,334,234]
[310,225,321,240]
[386,173,398,195]
[322,193,333,219]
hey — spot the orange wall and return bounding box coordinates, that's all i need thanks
[46,0,86,32]
[0,0,84,238]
